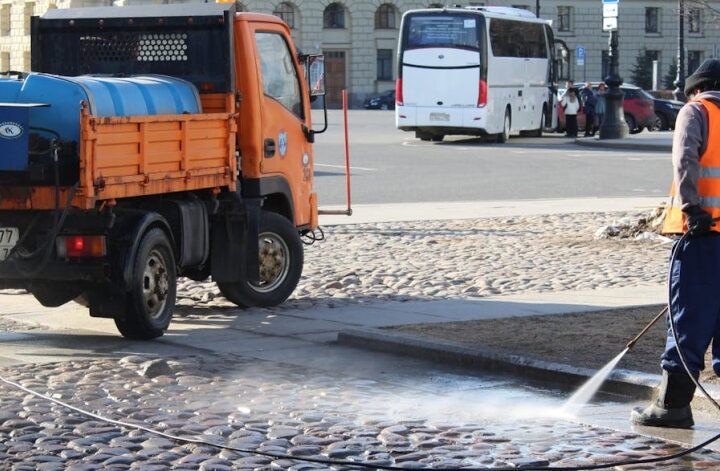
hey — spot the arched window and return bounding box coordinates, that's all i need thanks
[323,2,345,29]
[273,2,296,29]
[375,4,397,30]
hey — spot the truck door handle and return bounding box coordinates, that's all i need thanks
[264,138,276,158]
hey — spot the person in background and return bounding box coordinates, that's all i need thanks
[581,82,597,137]
[631,58,720,429]
[561,86,580,137]
[594,82,607,134]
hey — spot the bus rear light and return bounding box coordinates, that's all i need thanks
[56,235,107,258]
[478,80,487,107]
[396,78,404,106]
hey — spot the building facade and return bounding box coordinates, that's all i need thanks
[1,0,719,106]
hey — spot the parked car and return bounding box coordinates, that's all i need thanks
[557,83,656,134]
[363,90,395,110]
[650,97,684,131]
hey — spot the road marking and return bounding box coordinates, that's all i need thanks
[315,163,378,171]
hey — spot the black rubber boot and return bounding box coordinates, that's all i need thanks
[630,370,696,429]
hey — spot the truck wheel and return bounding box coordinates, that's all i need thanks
[217,211,303,308]
[114,228,176,340]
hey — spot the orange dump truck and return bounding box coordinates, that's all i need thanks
[0,4,328,338]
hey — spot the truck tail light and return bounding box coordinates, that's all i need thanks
[396,78,403,106]
[56,235,107,258]
[478,80,487,108]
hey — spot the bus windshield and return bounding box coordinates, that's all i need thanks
[405,15,480,50]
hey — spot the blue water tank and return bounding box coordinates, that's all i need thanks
[7,73,202,143]
[0,77,22,103]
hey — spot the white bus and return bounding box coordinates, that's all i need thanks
[395,6,559,143]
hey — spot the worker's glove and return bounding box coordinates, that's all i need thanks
[684,205,715,236]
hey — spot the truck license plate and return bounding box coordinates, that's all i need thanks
[0,228,19,261]
[429,112,450,122]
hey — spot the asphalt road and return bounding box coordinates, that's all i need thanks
[312,110,671,206]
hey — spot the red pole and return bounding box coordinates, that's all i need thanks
[342,89,352,214]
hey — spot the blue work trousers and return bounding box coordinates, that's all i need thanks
[661,234,720,376]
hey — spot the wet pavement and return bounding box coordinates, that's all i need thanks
[2,352,719,470]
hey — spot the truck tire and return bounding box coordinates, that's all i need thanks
[217,211,303,308]
[114,228,176,340]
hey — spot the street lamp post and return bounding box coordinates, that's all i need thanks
[674,0,686,101]
[599,29,629,139]
[536,0,540,17]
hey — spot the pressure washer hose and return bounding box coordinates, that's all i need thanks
[1,234,720,470]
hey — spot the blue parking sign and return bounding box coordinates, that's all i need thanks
[576,47,585,66]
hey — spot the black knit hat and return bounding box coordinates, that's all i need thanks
[685,58,720,96]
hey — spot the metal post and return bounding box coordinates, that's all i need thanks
[599,29,629,139]
[536,0,540,17]
[674,0,686,101]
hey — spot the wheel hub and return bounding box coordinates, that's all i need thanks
[252,233,290,293]
[143,250,169,319]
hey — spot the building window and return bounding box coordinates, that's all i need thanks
[557,6,573,33]
[323,2,345,29]
[0,52,9,72]
[428,3,444,7]
[375,4,397,30]
[688,8,702,34]
[377,49,393,80]
[688,50,704,75]
[24,2,35,35]
[273,2,296,29]
[645,7,659,34]
[0,5,10,37]
[512,5,530,10]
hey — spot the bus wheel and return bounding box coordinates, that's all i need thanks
[218,211,303,308]
[114,228,176,340]
[497,109,511,143]
[416,131,433,141]
[431,134,444,142]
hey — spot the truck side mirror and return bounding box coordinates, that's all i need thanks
[305,54,326,97]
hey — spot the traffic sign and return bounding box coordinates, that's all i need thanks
[603,4,618,17]
[603,17,618,31]
[576,46,585,66]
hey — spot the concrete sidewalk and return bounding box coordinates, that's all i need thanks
[320,196,664,225]
[574,131,673,152]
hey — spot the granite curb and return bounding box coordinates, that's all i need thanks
[574,137,672,152]
[337,327,720,413]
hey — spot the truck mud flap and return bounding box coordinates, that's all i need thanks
[211,198,260,284]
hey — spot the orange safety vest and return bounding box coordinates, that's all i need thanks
[662,98,720,234]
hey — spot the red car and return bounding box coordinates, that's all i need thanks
[557,83,656,134]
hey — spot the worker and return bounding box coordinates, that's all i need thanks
[631,59,720,429]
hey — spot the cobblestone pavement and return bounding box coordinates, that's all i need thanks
[3,211,706,469]
[2,354,719,470]
[177,211,669,311]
